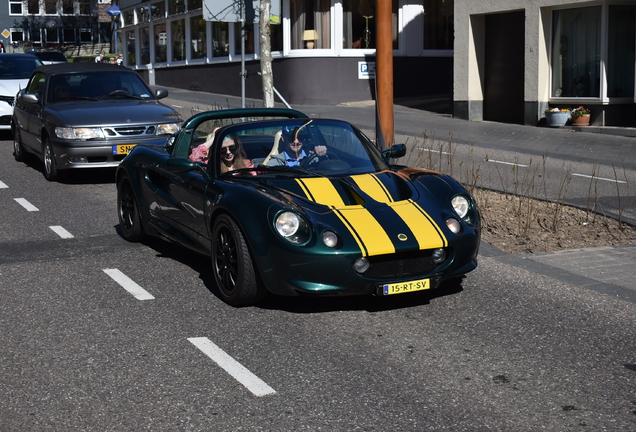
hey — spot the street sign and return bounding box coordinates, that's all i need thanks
[1,29,10,38]
[358,61,376,79]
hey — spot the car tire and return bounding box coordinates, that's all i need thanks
[211,214,263,307]
[42,137,60,181]
[117,176,145,242]
[12,127,26,162]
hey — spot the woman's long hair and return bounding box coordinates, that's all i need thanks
[220,134,251,174]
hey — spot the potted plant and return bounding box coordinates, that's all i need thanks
[545,107,571,127]
[571,106,591,126]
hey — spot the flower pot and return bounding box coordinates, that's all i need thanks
[545,111,570,127]
[571,114,590,126]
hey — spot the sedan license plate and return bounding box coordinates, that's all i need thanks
[382,278,430,295]
[112,144,137,155]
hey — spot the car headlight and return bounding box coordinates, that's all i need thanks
[275,211,310,245]
[451,195,470,219]
[55,127,104,140]
[157,123,180,135]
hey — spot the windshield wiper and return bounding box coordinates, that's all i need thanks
[100,94,144,100]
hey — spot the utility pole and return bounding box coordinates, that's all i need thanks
[375,0,394,151]
[259,0,274,107]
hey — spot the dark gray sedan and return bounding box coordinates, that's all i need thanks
[12,63,183,181]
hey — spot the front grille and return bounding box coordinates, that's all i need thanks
[0,115,11,125]
[0,96,14,106]
[102,125,157,137]
[364,250,439,279]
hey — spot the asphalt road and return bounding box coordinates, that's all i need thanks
[1,128,635,431]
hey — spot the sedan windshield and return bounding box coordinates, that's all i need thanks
[0,57,42,79]
[49,71,156,102]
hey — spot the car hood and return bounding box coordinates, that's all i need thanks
[48,100,182,126]
[0,79,28,97]
[257,170,452,255]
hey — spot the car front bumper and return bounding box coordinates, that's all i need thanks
[51,138,165,169]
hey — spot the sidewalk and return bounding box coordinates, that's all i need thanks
[159,87,636,303]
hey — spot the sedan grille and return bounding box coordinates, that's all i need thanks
[0,95,14,106]
[103,126,160,137]
[365,250,438,279]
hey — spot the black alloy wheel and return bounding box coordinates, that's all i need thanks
[211,214,262,306]
[117,177,145,242]
[12,127,25,162]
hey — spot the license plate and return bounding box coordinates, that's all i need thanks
[112,144,137,155]
[382,278,430,295]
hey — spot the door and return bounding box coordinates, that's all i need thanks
[483,11,525,124]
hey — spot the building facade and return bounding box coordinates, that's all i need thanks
[454,0,636,127]
[116,0,455,107]
[0,0,113,52]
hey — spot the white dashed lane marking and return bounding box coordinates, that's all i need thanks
[103,269,155,300]
[49,225,74,239]
[188,337,277,397]
[14,198,38,211]
[0,180,8,188]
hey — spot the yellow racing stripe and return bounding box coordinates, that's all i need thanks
[388,200,448,248]
[351,174,394,203]
[333,206,395,257]
[295,178,345,207]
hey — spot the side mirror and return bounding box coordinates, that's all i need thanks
[165,157,198,174]
[20,93,39,104]
[155,88,169,100]
[382,144,406,162]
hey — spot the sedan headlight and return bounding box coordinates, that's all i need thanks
[55,127,104,140]
[451,195,470,219]
[275,211,310,245]
[157,123,181,135]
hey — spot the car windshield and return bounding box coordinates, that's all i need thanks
[36,52,67,63]
[207,119,389,177]
[0,57,42,79]
[48,71,155,102]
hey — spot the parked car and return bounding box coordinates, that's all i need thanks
[115,108,481,306]
[25,50,68,65]
[0,53,42,130]
[12,62,183,181]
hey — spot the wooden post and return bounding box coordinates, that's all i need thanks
[375,0,394,150]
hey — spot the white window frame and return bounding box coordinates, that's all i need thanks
[9,0,24,15]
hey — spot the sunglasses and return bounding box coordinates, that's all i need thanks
[222,144,237,153]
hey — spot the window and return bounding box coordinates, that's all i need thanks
[291,0,330,49]
[343,0,398,50]
[190,15,207,59]
[80,29,92,43]
[270,22,282,52]
[169,0,185,15]
[154,24,167,62]
[212,22,229,57]
[78,0,90,15]
[45,28,58,44]
[139,5,150,23]
[551,7,601,98]
[30,29,42,45]
[172,19,186,61]
[234,22,254,55]
[151,1,166,20]
[63,28,75,44]
[62,0,74,15]
[140,27,150,64]
[45,0,57,14]
[126,30,137,65]
[189,0,202,10]
[607,5,635,98]
[11,29,24,44]
[123,9,135,27]
[423,0,453,50]
[27,0,40,15]
[9,0,23,15]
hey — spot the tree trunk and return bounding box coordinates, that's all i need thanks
[259,0,274,108]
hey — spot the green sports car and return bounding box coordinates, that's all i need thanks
[116,108,480,306]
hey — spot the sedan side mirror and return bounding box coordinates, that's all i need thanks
[155,88,169,100]
[20,93,39,104]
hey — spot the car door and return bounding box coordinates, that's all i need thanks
[14,72,46,153]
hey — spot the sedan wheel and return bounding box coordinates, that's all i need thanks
[117,177,145,242]
[13,127,25,162]
[42,138,59,181]
[211,215,263,306]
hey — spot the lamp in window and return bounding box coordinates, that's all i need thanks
[303,29,318,49]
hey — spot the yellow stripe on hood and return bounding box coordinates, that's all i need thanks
[350,174,394,203]
[388,200,448,248]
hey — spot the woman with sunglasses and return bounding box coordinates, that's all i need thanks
[219,134,254,174]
